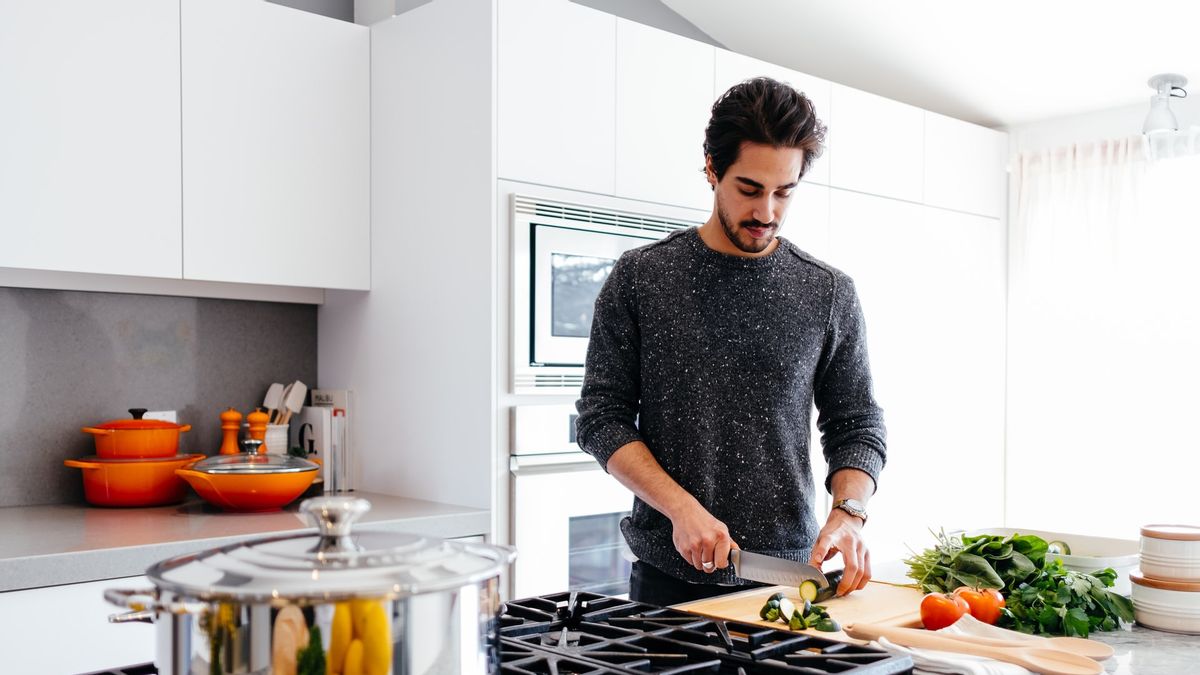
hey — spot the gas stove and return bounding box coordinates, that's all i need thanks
[79,592,912,675]
[498,591,913,674]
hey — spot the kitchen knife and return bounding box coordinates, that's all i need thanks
[730,549,832,591]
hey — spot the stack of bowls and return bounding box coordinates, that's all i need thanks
[66,408,202,507]
[1131,524,1200,634]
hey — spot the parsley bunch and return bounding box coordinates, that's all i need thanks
[1002,561,1134,637]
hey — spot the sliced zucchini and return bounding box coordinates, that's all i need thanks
[788,612,805,631]
[764,608,779,622]
[758,601,772,620]
[777,597,797,623]
[798,579,819,603]
[768,591,786,602]
[814,618,841,632]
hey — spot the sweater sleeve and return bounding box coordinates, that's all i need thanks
[814,274,887,493]
[574,252,644,470]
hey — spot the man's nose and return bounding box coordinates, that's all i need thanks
[753,194,779,225]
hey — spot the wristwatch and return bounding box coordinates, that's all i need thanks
[833,498,868,525]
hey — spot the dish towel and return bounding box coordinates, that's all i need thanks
[870,616,1034,675]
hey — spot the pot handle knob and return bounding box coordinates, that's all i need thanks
[128,408,148,419]
[301,496,371,553]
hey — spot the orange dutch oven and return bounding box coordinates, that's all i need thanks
[64,454,205,507]
[176,439,319,512]
[82,408,192,459]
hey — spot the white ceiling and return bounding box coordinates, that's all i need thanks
[660,0,1200,129]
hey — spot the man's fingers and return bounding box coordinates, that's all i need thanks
[713,538,733,571]
[857,549,872,590]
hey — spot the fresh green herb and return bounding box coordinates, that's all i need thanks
[1001,560,1134,637]
[296,625,325,675]
[904,530,1132,637]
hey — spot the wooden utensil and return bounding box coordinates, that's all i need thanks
[263,383,284,422]
[844,622,1103,675]
[937,630,1114,661]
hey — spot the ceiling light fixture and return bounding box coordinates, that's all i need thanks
[1143,73,1188,135]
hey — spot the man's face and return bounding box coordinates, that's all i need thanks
[707,142,805,255]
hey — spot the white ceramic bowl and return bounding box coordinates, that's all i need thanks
[966,527,1139,595]
[1141,524,1200,581]
[1130,569,1200,635]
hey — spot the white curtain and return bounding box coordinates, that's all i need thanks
[1007,128,1200,537]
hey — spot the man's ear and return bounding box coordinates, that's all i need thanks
[704,155,717,189]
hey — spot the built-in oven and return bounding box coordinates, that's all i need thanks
[510,193,702,394]
[510,404,636,598]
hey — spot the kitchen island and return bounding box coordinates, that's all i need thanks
[0,491,488,591]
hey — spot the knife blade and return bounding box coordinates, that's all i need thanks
[730,549,831,590]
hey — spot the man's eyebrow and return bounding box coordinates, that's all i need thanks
[735,176,798,190]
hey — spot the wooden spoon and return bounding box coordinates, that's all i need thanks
[936,631,1114,661]
[845,622,1103,675]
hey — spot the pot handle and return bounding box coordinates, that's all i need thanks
[104,587,158,611]
[109,609,156,624]
[64,458,101,469]
[177,423,192,433]
[80,427,115,436]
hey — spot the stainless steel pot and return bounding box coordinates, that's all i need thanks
[107,497,515,675]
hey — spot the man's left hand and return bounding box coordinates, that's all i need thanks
[808,508,870,596]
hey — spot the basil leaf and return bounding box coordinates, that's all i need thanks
[950,553,1004,589]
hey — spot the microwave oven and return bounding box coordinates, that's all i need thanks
[510,192,703,394]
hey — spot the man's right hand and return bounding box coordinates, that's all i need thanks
[671,503,738,573]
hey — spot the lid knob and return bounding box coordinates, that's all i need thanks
[240,438,264,455]
[129,408,148,420]
[301,497,371,553]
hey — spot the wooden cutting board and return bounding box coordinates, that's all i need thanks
[675,581,923,642]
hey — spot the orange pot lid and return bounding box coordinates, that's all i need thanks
[1131,569,1200,592]
[73,453,202,465]
[1141,524,1200,541]
[94,408,187,431]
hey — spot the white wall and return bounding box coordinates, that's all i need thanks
[318,0,497,512]
[1004,95,1200,156]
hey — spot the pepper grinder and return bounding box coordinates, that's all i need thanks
[246,408,269,454]
[219,407,242,455]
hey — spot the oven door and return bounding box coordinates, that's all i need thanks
[510,453,634,598]
[529,223,656,367]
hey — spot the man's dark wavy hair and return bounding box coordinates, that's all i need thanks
[703,77,827,182]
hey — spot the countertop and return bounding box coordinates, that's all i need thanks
[0,491,489,592]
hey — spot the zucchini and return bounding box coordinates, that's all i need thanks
[764,608,779,622]
[758,601,772,620]
[814,618,841,632]
[777,597,797,623]
[798,579,819,603]
[788,611,805,631]
[769,591,786,602]
[1047,540,1072,556]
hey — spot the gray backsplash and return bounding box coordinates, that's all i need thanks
[0,287,317,507]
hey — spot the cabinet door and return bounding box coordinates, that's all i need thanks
[182,0,370,290]
[615,19,714,211]
[2,575,154,673]
[498,0,615,194]
[925,112,1007,217]
[713,50,832,187]
[829,84,924,203]
[0,0,181,278]
[826,191,1005,561]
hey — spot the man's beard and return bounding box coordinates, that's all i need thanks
[717,200,777,254]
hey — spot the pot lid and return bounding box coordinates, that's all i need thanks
[95,408,187,431]
[1141,524,1200,542]
[146,497,515,600]
[189,450,318,475]
[1131,569,1200,592]
[73,453,204,465]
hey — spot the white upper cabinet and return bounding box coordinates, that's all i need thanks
[181,0,370,290]
[0,0,182,278]
[924,112,1007,218]
[713,50,832,187]
[498,0,616,194]
[615,19,715,211]
[829,84,925,203]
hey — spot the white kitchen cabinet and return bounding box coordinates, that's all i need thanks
[713,50,833,187]
[829,84,925,203]
[615,19,715,211]
[498,0,616,194]
[0,0,182,279]
[826,190,1005,562]
[182,0,370,290]
[2,575,154,673]
[924,112,1007,218]
[785,182,831,262]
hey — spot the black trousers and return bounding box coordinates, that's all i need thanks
[629,561,763,607]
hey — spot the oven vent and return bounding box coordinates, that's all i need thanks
[515,372,585,391]
[514,196,697,236]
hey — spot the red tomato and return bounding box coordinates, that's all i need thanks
[920,592,970,630]
[952,587,1006,625]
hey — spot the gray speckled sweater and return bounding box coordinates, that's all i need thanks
[575,227,886,585]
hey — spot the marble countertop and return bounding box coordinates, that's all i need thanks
[0,491,489,592]
[1093,624,1200,674]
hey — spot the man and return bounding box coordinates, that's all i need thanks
[574,77,887,607]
